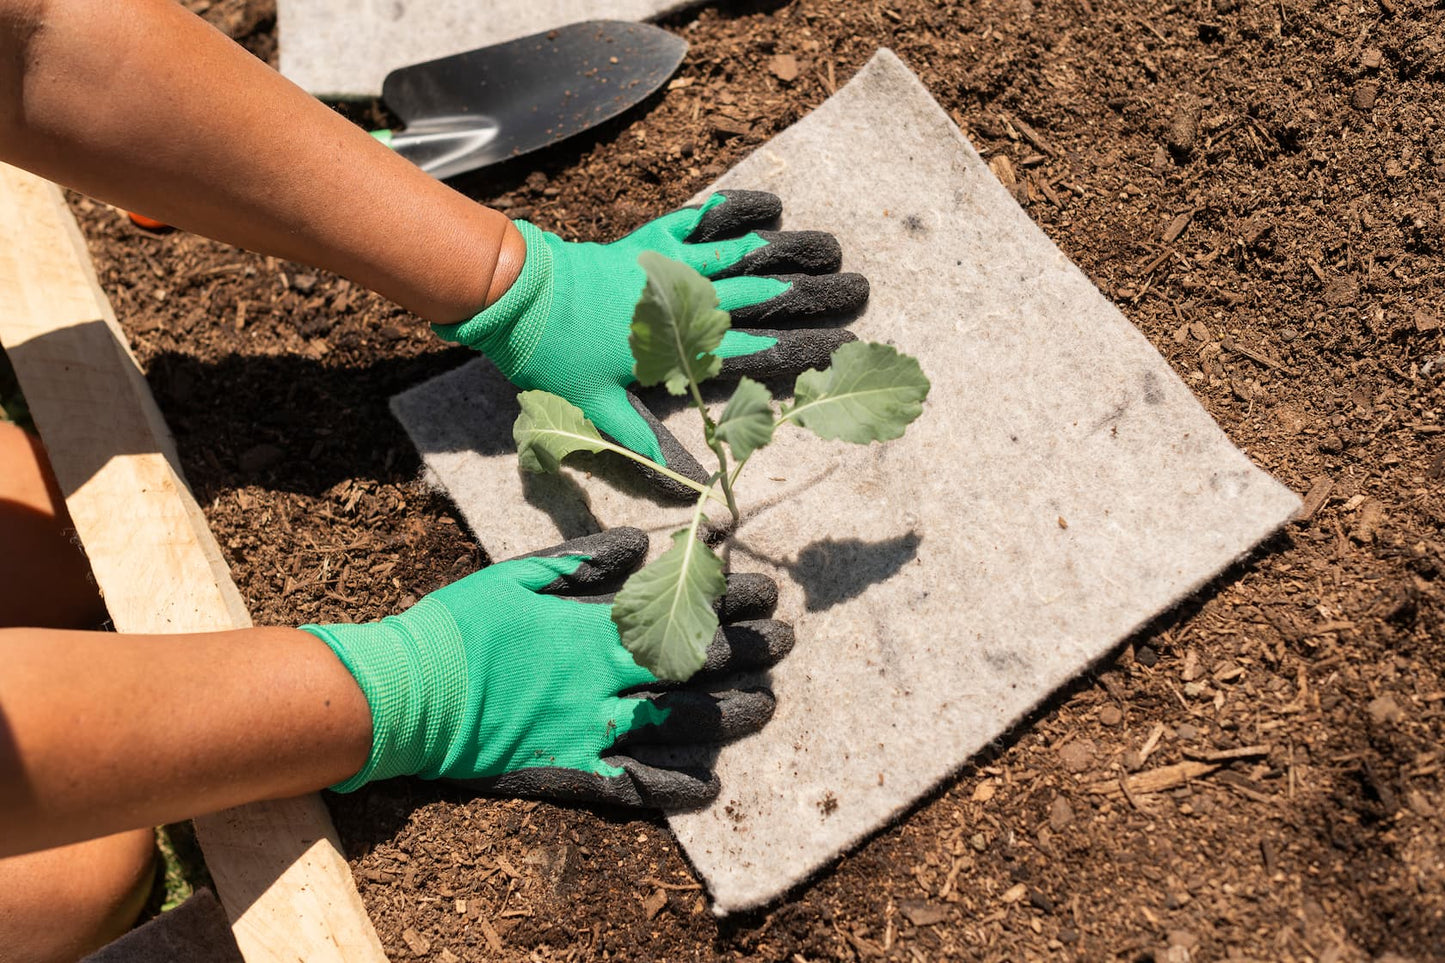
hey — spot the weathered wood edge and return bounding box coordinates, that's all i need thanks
[0,164,387,962]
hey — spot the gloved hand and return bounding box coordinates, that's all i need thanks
[301,528,791,808]
[436,190,868,495]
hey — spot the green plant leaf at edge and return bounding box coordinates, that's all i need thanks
[611,528,726,682]
[629,252,729,396]
[513,390,608,473]
[713,376,776,461]
[785,341,930,444]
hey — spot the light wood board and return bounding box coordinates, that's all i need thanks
[0,163,387,961]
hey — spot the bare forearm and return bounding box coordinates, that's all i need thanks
[0,625,370,856]
[0,0,521,323]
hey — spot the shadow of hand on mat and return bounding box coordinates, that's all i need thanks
[735,531,922,612]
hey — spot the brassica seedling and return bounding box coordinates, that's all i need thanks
[515,252,930,681]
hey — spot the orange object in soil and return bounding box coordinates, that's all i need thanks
[127,211,171,231]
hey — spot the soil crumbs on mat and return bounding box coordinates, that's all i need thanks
[73,0,1444,959]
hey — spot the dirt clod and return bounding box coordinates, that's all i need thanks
[899,900,950,926]
[1058,739,1095,773]
[1049,795,1075,830]
[1165,95,1202,158]
[768,53,799,83]
[1368,695,1403,726]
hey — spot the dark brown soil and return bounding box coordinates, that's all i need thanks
[74,0,1445,959]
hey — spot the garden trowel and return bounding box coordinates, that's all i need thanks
[373,21,688,179]
[128,21,685,230]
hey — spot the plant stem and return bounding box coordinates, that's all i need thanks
[591,436,728,508]
[727,451,755,488]
[707,436,740,523]
[683,369,740,524]
[684,480,711,544]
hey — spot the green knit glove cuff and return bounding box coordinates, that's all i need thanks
[432,219,554,378]
[300,597,468,793]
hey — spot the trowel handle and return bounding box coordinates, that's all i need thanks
[368,124,500,181]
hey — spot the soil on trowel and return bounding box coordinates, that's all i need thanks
[69,0,1445,958]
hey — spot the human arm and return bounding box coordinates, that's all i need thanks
[0,0,520,323]
[0,624,371,857]
[0,0,867,476]
[0,529,790,856]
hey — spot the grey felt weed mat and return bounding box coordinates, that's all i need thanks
[278,0,696,97]
[390,50,1303,913]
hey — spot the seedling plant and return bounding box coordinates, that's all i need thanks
[515,252,930,682]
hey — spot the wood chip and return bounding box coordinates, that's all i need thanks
[1162,210,1195,244]
[641,876,702,891]
[401,927,431,957]
[710,115,752,138]
[1215,770,1275,803]
[1222,336,1291,372]
[643,887,668,920]
[900,899,951,926]
[1002,112,1056,155]
[438,951,461,963]
[1138,722,1166,766]
[1295,475,1333,520]
[1351,497,1385,544]
[1001,882,1029,903]
[1086,760,1218,796]
[988,154,1017,190]
[478,918,504,953]
[1183,744,1269,762]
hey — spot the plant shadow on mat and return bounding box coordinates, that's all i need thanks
[732,532,923,612]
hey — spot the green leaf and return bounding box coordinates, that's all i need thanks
[513,390,607,473]
[630,251,729,395]
[786,341,930,443]
[713,377,776,461]
[611,528,726,682]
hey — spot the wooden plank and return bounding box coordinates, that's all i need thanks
[0,164,387,962]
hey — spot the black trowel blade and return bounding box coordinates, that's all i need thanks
[382,21,687,176]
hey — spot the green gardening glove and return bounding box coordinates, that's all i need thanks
[300,528,792,808]
[435,190,868,496]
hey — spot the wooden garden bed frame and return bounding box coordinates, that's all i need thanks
[0,164,387,961]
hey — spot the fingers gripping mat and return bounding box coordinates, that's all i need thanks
[390,50,1302,913]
